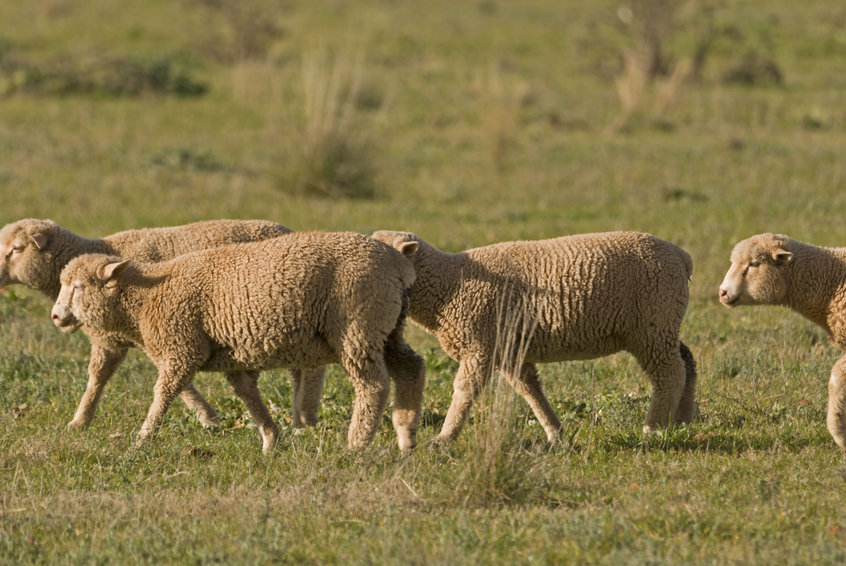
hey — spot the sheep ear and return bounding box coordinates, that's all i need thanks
[30,233,48,250]
[398,241,418,257]
[772,250,793,264]
[101,260,130,282]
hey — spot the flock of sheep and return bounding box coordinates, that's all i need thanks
[2,218,845,455]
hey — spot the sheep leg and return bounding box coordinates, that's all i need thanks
[225,371,279,454]
[178,385,220,428]
[67,344,128,430]
[436,355,491,443]
[137,363,197,447]
[674,341,698,424]
[342,353,391,450]
[291,367,325,427]
[502,362,562,443]
[826,355,846,453]
[640,349,686,432]
[384,335,426,452]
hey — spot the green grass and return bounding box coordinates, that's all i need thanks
[2,0,846,563]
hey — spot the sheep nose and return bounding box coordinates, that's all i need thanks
[718,288,727,299]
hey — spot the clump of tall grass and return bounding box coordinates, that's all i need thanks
[455,290,550,506]
[296,49,381,199]
[611,0,723,131]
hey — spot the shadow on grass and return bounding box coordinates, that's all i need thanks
[603,426,824,455]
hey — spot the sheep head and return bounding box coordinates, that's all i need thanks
[719,233,794,307]
[52,254,130,334]
[0,219,57,291]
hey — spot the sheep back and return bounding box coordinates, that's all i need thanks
[374,230,692,364]
[104,219,291,263]
[70,231,415,372]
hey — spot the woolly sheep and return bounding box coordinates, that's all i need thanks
[0,218,325,431]
[370,230,697,443]
[719,233,846,452]
[51,231,425,453]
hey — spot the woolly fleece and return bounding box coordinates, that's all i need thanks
[371,230,697,443]
[720,233,846,452]
[52,231,424,453]
[0,218,326,430]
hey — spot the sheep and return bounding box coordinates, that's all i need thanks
[370,230,697,443]
[0,218,325,431]
[719,233,846,453]
[50,231,425,453]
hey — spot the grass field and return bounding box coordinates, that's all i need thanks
[2,0,846,563]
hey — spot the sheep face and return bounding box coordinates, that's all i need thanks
[719,234,794,307]
[0,219,55,291]
[52,256,130,334]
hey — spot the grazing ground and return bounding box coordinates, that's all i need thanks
[1,0,846,563]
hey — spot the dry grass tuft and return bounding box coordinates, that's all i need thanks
[457,289,546,506]
[296,48,382,199]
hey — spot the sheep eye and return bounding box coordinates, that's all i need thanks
[748,260,760,268]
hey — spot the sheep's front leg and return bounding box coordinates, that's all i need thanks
[225,371,279,454]
[502,362,562,443]
[385,336,426,452]
[826,355,846,453]
[436,354,491,443]
[67,344,128,430]
[291,367,326,427]
[137,362,196,447]
[342,354,391,450]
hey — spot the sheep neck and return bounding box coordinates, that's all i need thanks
[408,244,464,333]
[783,242,846,335]
[101,271,152,345]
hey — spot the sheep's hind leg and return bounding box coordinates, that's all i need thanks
[291,367,325,427]
[67,343,127,430]
[640,349,686,433]
[502,362,562,443]
[435,354,491,443]
[342,353,391,450]
[826,355,846,453]
[226,371,279,454]
[385,335,425,452]
[674,341,698,424]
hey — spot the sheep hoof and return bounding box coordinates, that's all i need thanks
[197,413,220,428]
[398,440,417,453]
[66,418,89,431]
[428,435,455,449]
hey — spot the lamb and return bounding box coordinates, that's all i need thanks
[370,230,697,443]
[0,218,325,431]
[719,233,846,453]
[50,231,425,453]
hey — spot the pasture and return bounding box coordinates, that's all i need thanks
[1,0,846,563]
